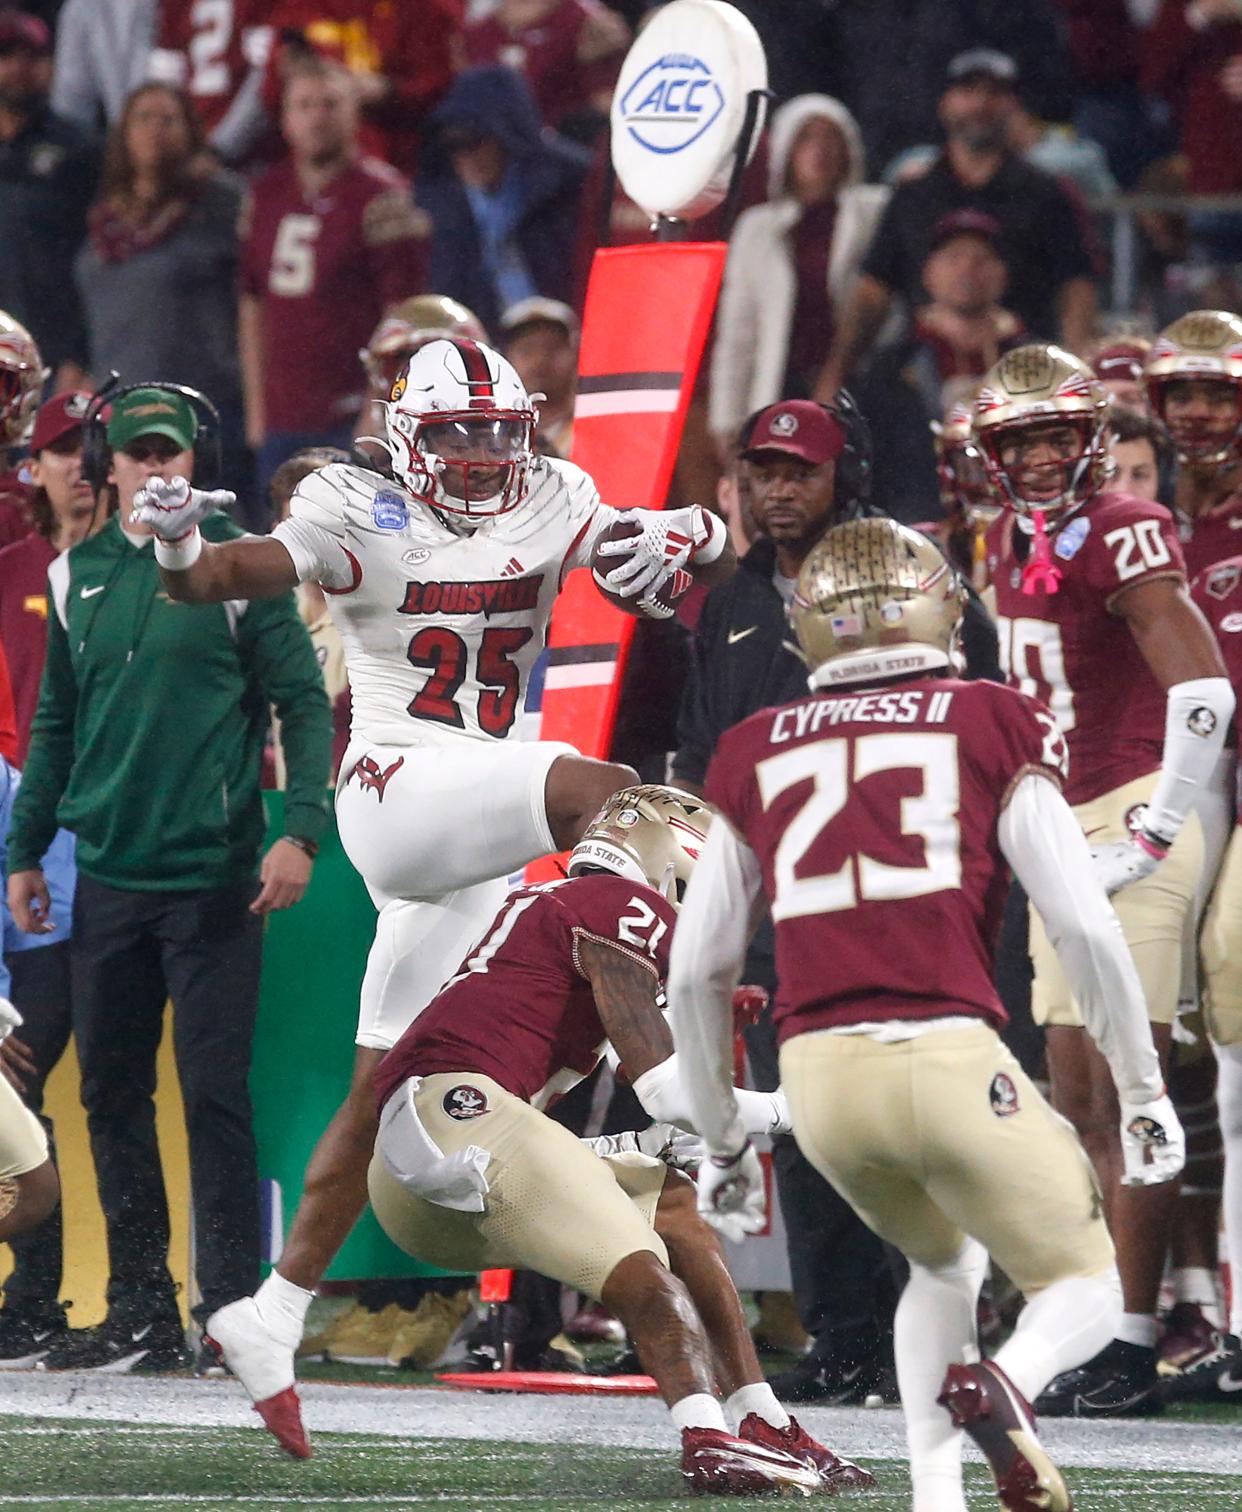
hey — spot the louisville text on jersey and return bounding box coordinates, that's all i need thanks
[398,575,545,618]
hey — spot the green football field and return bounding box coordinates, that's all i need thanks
[1,1410,1240,1510]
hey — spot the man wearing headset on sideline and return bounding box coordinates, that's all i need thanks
[5,385,332,1373]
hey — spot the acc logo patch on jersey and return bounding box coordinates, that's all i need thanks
[372,490,409,531]
[1054,516,1090,561]
[989,1072,1020,1118]
[443,1085,490,1121]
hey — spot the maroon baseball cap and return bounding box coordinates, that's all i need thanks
[1092,341,1149,386]
[30,391,92,454]
[741,401,846,466]
[0,12,51,54]
[928,209,1003,255]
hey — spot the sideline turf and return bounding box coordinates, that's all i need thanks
[1,1417,1239,1510]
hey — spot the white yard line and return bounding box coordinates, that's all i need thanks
[1,1374,1238,1479]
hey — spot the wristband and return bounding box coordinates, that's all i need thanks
[154,526,203,572]
[281,834,319,859]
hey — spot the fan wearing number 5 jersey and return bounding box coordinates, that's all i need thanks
[128,335,734,1458]
[973,345,1232,1418]
[668,518,1185,1512]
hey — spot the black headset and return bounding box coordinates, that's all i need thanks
[81,374,223,496]
[737,388,874,518]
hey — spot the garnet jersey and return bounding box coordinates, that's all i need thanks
[985,493,1184,805]
[1177,493,1242,580]
[270,455,621,746]
[705,677,1067,1043]
[153,0,273,134]
[1191,554,1242,749]
[374,873,677,1111]
[464,0,628,132]
[239,158,428,432]
[0,530,55,763]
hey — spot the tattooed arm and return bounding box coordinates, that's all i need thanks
[575,936,787,1136]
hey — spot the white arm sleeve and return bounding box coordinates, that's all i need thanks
[269,466,357,590]
[666,817,767,1154]
[630,1053,787,1138]
[1000,774,1164,1104]
[1143,676,1234,845]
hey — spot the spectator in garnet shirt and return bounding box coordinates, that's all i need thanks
[239,53,429,496]
[1143,0,1242,260]
[0,392,96,764]
[463,0,629,142]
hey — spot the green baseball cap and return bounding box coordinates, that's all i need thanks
[106,387,198,452]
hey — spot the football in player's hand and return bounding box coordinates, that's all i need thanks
[590,516,693,619]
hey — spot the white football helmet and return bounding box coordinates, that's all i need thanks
[383,337,537,520]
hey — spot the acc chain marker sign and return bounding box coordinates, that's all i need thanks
[610,0,767,222]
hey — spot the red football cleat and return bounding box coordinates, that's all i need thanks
[251,1383,312,1460]
[738,1412,876,1492]
[938,1360,1073,1512]
[680,1425,821,1497]
[203,1296,311,1461]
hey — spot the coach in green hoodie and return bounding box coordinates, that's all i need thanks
[6,387,331,1371]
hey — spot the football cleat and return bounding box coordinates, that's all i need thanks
[738,1413,876,1492]
[1157,1303,1220,1374]
[1162,1331,1242,1403]
[204,1297,310,1460]
[680,1426,821,1497]
[938,1360,1072,1512]
[1034,1338,1163,1418]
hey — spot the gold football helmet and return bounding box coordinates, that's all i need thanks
[931,395,999,529]
[791,518,966,687]
[1145,310,1242,467]
[0,311,46,449]
[972,344,1109,516]
[361,295,488,397]
[568,784,714,908]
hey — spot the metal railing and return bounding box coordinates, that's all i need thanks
[1093,193,1242,313]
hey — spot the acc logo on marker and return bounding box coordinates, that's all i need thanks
[618,53,724,155]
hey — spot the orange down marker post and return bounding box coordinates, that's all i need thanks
[526,241,726,882]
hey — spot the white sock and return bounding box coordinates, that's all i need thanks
[253,1270,314,1348]
[894,1237,986,1512]
[1172,1266,1223,1328]
[994,1269,1121,1402]
[1216,1043,1242,1336]
[727,1382,790,1431]
[670,1392,729,1433]
[1115,1311,1159,1350]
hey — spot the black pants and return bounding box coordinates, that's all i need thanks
[2,942,73,1313]
[70,874,263,1324]
[743,1003,891,1342]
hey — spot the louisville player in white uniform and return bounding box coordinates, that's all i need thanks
[131,337,735,1452]
[971,346,1232,1416]
[666,518,1185,1512]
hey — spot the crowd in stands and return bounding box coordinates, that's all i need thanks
[1,0,1241,1406]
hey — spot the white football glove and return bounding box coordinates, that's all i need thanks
[130,475,237,541]
[696,1140,766,1243]
[594,506,725,603]
[1120,1092,1185,1186]
[583,1123,704,1173]
[1090,836,1167,896]
[0,998,22,1045]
